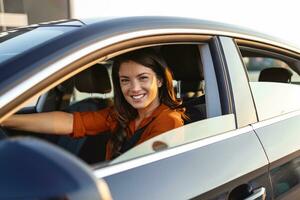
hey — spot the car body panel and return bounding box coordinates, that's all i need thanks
[96,127,268,200]
[253,110,300,163]
[252,110,300,198]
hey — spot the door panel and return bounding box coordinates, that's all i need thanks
[253,112,300,163]
[97,127,269,200]
[253,111,300,198]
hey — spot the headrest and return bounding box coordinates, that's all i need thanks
[75,64,112,93]
[180,80,204,93]
[161,44,204,81]
[258,67,293,83]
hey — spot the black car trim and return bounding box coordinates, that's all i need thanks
[236,39,300,60]
[209,37,234,116]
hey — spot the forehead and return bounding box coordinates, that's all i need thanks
[118,60,155,76]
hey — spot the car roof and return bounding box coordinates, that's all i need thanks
[81,16,300,51]
[3,16,299,56]
[14,16,299,52]
[0,16,299,107]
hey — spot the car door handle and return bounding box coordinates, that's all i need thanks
[244,187,266,200]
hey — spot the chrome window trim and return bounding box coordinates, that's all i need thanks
[251,109,300,129]
[93,125,253,178]
[1,28,298,109]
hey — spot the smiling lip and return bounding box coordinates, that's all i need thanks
[132,94,145,99]
[130,94,146,103]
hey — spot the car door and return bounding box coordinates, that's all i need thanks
[92,36,271,200]
[236,39,300,199]
[95,126,268,200]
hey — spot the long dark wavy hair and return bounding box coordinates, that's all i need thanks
[110,48,183,158]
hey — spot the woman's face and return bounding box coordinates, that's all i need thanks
[119,60,162,112]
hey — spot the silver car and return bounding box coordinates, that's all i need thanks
[0,16,300,200]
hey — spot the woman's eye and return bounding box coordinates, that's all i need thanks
[139,76,149,81]
[120,79,129,84]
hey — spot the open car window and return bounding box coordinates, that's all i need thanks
[5,42,236,166]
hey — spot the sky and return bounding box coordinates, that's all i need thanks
[70,0,300,48]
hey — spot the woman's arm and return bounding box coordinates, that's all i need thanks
[1,111,73,135]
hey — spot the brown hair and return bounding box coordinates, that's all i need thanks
[110,48,183,157]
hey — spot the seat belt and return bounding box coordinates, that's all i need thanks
[119,118,155,153]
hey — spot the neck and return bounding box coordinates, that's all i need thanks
[137,99,160,120]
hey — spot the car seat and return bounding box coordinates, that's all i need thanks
[161,44,206,124]
[58,64,112,164]
[258,67,293,83]
[180,80,206,123]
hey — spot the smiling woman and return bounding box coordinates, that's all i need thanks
[107,49,184,158]
[118,60,162,114]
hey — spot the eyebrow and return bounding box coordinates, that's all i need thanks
[119,72,151,78]
[137,73,151,77]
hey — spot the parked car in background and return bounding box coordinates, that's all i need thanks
[0,16,300,200]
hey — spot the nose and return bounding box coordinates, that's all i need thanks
[130,79,141,91]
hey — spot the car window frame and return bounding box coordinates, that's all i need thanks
[0,30,244,167]
[237,42,300,121]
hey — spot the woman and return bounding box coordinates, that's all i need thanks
[2,48,185,160]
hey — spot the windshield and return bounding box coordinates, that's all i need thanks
[0,26,77,64]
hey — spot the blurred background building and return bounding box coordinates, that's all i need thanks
[0,0,70,31]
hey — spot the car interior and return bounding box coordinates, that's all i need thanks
[5,43,207,165]
[239,46,300,84]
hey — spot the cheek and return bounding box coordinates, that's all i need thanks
[120,85,128,96]
[149,80,159,95]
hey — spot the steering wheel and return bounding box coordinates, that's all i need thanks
[0,127,8,139]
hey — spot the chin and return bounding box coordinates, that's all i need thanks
[130,103,147,110]
[130,100,152,109]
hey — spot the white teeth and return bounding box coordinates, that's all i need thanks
[132,94,144,99]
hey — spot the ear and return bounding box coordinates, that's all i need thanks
[157,78,163,88]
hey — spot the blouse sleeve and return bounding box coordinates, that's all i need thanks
[71,107,116,138]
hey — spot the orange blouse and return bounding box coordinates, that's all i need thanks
[72,104,183,160]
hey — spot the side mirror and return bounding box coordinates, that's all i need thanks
[0,137,111,200]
